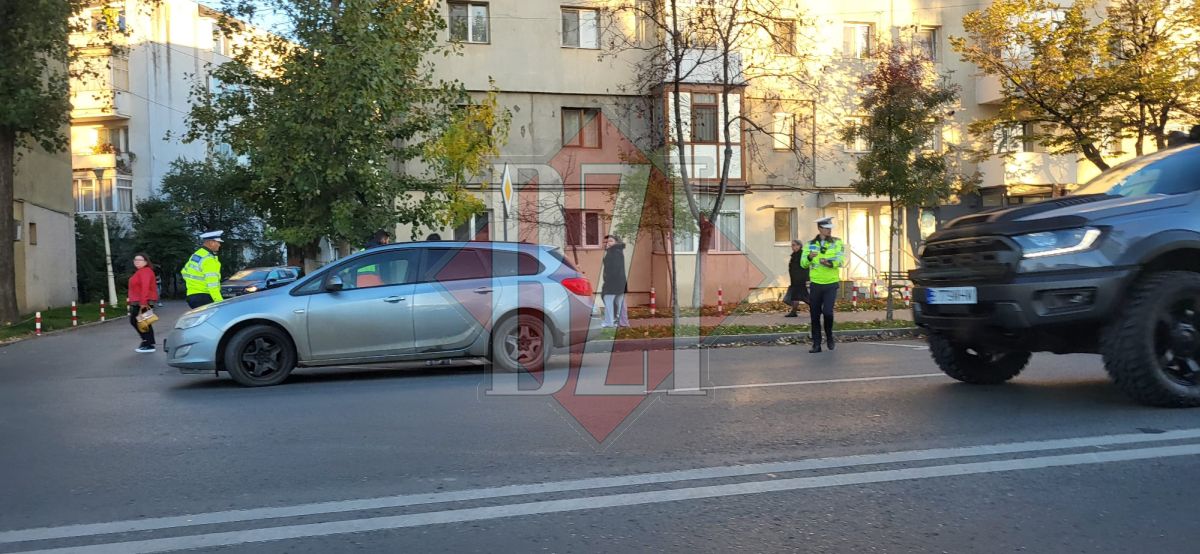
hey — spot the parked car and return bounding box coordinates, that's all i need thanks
[221,266,301,297]
[911,139,1200,407]
[165,242,594,386]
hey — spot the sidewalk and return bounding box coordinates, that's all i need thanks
[620,309,912,328]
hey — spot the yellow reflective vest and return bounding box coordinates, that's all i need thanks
[181,247,223,303]
[800,237,845,285]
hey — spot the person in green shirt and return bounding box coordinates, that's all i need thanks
[800,217,845,353]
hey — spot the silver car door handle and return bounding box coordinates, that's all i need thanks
[473,287,493,294]
[383,296,405,303]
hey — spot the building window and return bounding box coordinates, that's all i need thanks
[843,23,874,59]
[772,112,794,150]
[89,7,126,32]
[844,117,869,153]
[28,223,37,246]
[13,220,22,242]
[993,123,1034,154]
[915,26,939,62]
[565,209,604,248]
[923,125,942,153]
[74,178,104,213]
[774,208,796,244]
[453,210,491,241]
[774,20,796,55]
[116,178,133,212]
[562,7,600,49]
[562,107,601,148]
[691,93,718,143]
[106,126,128,153]
[635,0,654,44]
[213,28,228,56]
[674,195,742,253]
[449,2,489,43]
[111,55,129,91]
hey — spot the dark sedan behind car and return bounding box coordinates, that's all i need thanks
[221,266,300,297]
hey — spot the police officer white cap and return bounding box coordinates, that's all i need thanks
[815,217,834,229]
[200,230,224,243]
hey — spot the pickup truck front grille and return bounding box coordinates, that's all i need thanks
[915,236,1018,284]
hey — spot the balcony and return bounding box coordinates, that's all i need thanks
[976,74,1004,105]
[979,152,1078,187]
[669,48,745,85]
[72,151,134,175]
[70,89,131,122]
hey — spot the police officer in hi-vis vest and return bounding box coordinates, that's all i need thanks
[181,230,225,309]
[800,217,845,353]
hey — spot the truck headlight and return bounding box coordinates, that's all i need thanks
[245,286,258,293]
[1013,228,1102,259]
[175,309,218,330]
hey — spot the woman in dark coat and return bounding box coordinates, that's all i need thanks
[601,235,629,328]
[784,239,809,317]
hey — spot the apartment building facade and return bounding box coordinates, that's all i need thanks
[404,0,1097,307]
[68,0,240,222]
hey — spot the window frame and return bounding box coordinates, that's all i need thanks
[915,26,940,62]
[773,208,797,245]
[690,93,719,144]
[561,107,602,148]
[324,249,422,292]
[561,7,601,49]
[28,222,37,246]
[773,19,797,56]
[843,22,875,59]
[453,210,492,241]
[448,1,490,44]
[673,195,743,253]
[843,117,869,153]
[564,209,605,249]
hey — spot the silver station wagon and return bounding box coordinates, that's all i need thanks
[164,242,595,386]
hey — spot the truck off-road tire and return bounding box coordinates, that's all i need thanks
[928,333,1031,385]
[223,325,297,387]
[490,313,548,374]
[1102,271,1200,407]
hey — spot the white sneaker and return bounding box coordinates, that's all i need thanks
[135,345,155,353]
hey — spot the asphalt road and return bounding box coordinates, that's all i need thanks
[1,301,1199,553]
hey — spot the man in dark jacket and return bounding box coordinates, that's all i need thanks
[601,235,629,328]
[784,239,809,317]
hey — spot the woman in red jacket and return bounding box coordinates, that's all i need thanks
[127,253,160,353]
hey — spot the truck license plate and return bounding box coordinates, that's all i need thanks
[926,287,977,305]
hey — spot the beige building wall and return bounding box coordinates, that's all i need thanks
[12,123,78,313]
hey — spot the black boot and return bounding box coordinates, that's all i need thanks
[827,337,836,351]
[784,311,798,318]
[808,343,822,353]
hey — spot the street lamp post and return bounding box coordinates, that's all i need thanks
[92,167,119,307]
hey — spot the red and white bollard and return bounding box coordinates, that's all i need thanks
[852,285,859,308]
[99,299,106,322]
[717,287,724,314]
[35,312,42,336]
[903,286,912,306]
[71,301,78,327]
[649,287,657,316]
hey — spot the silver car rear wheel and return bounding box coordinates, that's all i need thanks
[491,314,547,373]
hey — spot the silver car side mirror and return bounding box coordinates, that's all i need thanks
[325,275,345,292]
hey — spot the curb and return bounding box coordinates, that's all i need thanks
[0,317,125,348]
[583,327,926,353]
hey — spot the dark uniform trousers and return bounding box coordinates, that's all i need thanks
[186,294,215,309]
[809,282,839,345]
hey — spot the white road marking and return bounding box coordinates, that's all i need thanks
[858,341,929,350]
[4,428,1200,545]
[648,373,944,394]
[16,444,1200,554]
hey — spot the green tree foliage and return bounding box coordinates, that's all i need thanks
[129,198,195,298]
[186,0,507,263]
[1,1,155,322]
[952,0,1200,171]
[841,45,964,319]
[152,157,278,279]
[75,215,131,304]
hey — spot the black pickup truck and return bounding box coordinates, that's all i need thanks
[912,142,1200,407]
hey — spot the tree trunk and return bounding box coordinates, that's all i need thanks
[1079,141,1110,172]
[885,196,898,322]
[302,239,323,275]
[0,128,20,325]
[1136,102,1147,156]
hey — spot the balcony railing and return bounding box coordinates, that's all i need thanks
[72,151,133,175]
[979,152,1078,186]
